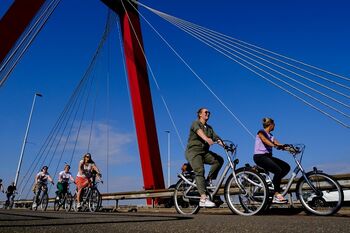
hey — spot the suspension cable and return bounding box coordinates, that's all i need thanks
[133,1,349,129]
[134,0,350,84]
[163,15,350,104]
[0,0,62,87]
[120,0,188,148]
[127,1,266,138]
[164,17,350,119]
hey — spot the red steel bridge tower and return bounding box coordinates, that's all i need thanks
[0,0,165,197]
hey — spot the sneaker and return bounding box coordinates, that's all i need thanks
[205,180,216,189]
[77,202,82,209]
[272,194,287,204]
[56,196,60,200]
[32,203,37,208]
[213,196,224,206]
[199,198,216,208]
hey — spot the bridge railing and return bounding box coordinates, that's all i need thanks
[6,173,350,209]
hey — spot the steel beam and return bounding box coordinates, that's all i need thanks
[101,0,165,193]
[0,0,45,67]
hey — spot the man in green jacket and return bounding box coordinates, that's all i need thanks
[185,107,224,207]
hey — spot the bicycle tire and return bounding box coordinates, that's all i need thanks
[65,193,73,212]
[41,193,49,211]
[72,193,79,212]
[31,196,38,211]
[173,178,200,215]
[225,168,269,216]
[88,189,101,212]
[53,196,61,211]
[296,172,344,216]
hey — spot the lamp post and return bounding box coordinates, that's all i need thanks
[14,92,42,187]
[165,130,171,187]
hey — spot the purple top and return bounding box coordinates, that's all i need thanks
[254,130,274,154]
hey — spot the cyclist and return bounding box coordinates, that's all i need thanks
[33,166,54,208]
[56,164,75,199]
[5,182,16,204]
[0,179,4,193]
[75,153,101,209]
[253,117,290,203]
[185,107,224,207]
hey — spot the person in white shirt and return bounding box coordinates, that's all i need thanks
[56,164,75,198]
[75,153,101,208]
[33,166,54,208]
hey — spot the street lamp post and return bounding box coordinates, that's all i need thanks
[14,92,42,187]
[165,130,171,188]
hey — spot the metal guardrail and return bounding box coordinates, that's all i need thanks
[7,173,350,208]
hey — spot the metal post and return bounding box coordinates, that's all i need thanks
[165,130,171,188]
[14,92,42,186]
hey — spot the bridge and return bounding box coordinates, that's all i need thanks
[0,208,350,233]
[0,0,350,227]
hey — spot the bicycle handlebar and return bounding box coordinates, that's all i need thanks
[282,144,303,155]
[221,140,237,153]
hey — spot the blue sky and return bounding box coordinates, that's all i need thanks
[1,0,350,200]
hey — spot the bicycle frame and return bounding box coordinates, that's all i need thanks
[267,144,321,197]
[178,141,242,200]
[79,176,101,204]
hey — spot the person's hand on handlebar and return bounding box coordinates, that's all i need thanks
[275,144,286,150]
[215,139,224,147]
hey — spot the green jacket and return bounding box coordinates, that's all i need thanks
[185,120,220,155]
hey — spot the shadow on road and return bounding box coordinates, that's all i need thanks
[0,211,193,228]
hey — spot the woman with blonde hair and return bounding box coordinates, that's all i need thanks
[253,117,290,203]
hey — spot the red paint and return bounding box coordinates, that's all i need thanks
[119,8,165,191]
[1,0,166,204]
[100,0,165,201]
[0,0,46,66]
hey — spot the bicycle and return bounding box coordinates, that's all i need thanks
[54,182,74,212]
[255,144,344,216]
[32,183,49,211]
[3,192,16,209]
[173,140,269,216]
[73,174,102,212]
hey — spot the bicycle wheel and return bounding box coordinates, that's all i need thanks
[41,193,49,211]
[297,172,344,216]
[32,196,38,211]
[88,189,101,212]
[173,179,200,215]
[225,169,269,216]
[4,201,9,210]
[72,193,79,212]
[65,193,73,212]
[53,196,61,211]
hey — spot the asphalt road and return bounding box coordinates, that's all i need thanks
[0,208,349,233]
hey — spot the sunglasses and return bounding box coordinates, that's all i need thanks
[204,111,211,115]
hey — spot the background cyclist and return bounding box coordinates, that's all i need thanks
[56,164,75,199]
[75,153,101,209]
[253,117,290,203]
[185,107,224,208]
[33,166,54,208]
[0,179,4,193]
[6,182,16,204]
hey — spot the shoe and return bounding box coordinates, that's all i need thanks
[205,180,216,190]
[213,196,224,206]
[56,196,60,200]
[272,194,287,204]
[199,198,215,208]
[32,203,37,208]
[77,202,82,209]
